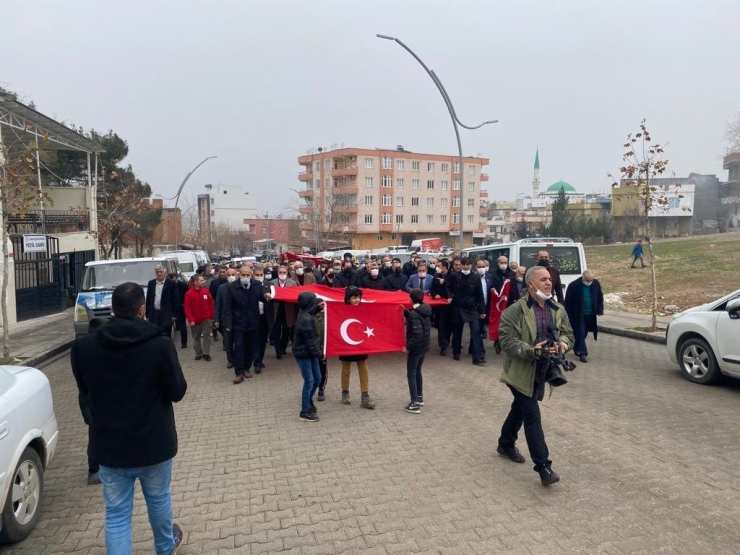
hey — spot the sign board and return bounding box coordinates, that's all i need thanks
[22,234,47,253]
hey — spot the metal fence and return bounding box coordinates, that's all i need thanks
[6,209,90,235]
[11,235,65,321]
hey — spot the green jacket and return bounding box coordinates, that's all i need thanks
[499,293,575,397]
[314,311,325,357]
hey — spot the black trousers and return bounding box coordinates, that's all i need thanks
[233,330,259,375]
[255,315,269,365]
[150,310,173,337]
[269,308,291,356]
[434,305,452,349]
[318,357,328,391]
[406,352,424,402]
[173,316,188,347]
[498,385,551,470]
[222,329,235,364]
[87,425,99,474]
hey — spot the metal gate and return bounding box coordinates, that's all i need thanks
[12,236,65,321]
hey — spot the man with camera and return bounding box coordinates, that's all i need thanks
[496,265,574,486]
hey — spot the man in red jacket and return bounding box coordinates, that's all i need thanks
[184,275,215,361]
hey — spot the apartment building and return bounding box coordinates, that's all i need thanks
[297,146,490,250]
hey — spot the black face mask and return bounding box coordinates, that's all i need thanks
[326,272,334,278]
[394,268,401,274]
[538,259,549,267]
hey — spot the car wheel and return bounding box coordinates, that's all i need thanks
[678,337,721,385]
[0,447,44,544]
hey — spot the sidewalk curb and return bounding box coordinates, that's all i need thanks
[598,325,667,345]
[23,339,75,368]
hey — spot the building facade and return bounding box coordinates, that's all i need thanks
[297,146,490,250]
[198,184,258,231]
[612,179,695,238]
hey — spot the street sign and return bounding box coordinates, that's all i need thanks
[22,234,47,253]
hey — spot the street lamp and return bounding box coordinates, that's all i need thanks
[172,156,217,249]
[376,34,498,252]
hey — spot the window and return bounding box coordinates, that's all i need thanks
[396,160,405,170]
[453,179,461,190]
[382,212,392,224]
[427,180,435,190]
[396,178,404,188]
[668,197,681,209]
[427,162,435,172]
[325,177,330,188]
[411,197,420,206]
[440,214,447,224]
[365,158,374,169]
[467,215,475,223]
[395,214,404,225]
[453,162,460,173]
[382,175,392,188]
[412,179,420,189]
[391,233,397,240]
[325,159,331,171]
[382,156,392,169]
[467,198,475,207]
[452,196,460,207]
[441,163,449,173]
[365,214,373,224]
[364,195,373,206]
[396,196,404,207]
[377,234,384,240]
[440,198,448,208]
[469,165,476,175]
[365,177,374,188]
[441,180,448,191]
[411,214,419,224]
[468,182,475,191]
[412,161,420,171]
[314,161,320,172]
[314,179,320,189]
[426,198,434,207]
[453,213,460,224]
[382,194,392,206]
[426,214,434,224]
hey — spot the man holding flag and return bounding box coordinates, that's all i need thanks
[490,255,520,354]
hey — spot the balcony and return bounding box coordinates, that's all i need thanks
[334,204,358,213]
[481,173,489,182]
[480,190,489,198]
[332,185,358,195]
[6,209,90,234]
[298,172,313,182]
[331,167,358,178]
[298,189,314,198]
[299,206,313,216]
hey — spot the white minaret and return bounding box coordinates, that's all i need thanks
[532,148,541,197]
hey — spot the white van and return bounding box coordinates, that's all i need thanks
[161,250,210,280]
[463,238,587,293]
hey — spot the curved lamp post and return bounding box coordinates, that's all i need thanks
[173,156,217,249]
[376,34,497,251]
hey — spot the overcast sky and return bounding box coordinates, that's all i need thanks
[3,0,739,214]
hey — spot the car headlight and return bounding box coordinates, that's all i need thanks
[75,304,89,323]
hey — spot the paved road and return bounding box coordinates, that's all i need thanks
[3,332,740,555]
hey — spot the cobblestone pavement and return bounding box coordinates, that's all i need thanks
[4,330,740,555]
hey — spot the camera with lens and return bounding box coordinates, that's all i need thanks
[534,325,577,387]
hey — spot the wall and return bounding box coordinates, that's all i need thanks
[44,186,87,210]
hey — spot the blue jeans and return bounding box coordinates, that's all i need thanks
[99,459,176,555]
[296,357,321,413]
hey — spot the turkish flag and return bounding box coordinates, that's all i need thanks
[324,302,405,357]
[488,279,512,341]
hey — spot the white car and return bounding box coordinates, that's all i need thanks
[666,290,740,384]
[0,366,58,544]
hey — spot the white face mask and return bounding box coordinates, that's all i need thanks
[583,280,593,287]
[370,269,379,277]
[227,275,237,283]
[461,269,471,275]
[476,267,486,275]
[384,262,391,268]
[516,276,523,282]
[255,276,264,283]
[428,264,436,270]
[296,268,304,276]
[418,272,427,279]
[278,274,287,281]
[535,289,552,301]
[498,264,508,271]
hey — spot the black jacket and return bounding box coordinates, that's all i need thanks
[209,277,228,302]
[405,303,432,354]
[361,274,388,290]
[385,271,409,292]
[222,279,263,332]
[334,268,361,288]
[402,260,417,278]
[292,291,322,359]
[71,316,187,468]
[430,272,452,299]
[173,279,189,318]
[491,268,520,307]
[145,278,179,321]
[450,272,486,323]
[564,278,604,341]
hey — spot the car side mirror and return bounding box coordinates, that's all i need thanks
[727,298,740,320]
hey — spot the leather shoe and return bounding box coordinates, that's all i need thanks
[254,366,262,374]
[494,342,502,355]
[473,359,486,366]
[440,348,447,356]
[232,373,245,384]
[203,355,212,362]
[227,362,234,369]
[453,354,461,361]
[538,467,560,487]
[194,355,203,361]
[244,370,253,378]
[579,355,588,363]
[497,445,526,463]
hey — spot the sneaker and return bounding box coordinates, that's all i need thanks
[169,523,184,555]
[361,394,376,410]
[194,354,203,361]
[203,355,212,362]
[299,411,319,422]
[538,467,560,487]
[497,445,526,464]
[87,471,101,485]
[309,402,317,415]
[404,402,421,414]
[317,390,325,402]
[341,390,351,405]
[417,396,424,406]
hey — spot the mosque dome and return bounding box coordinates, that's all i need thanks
[545,180,576,194]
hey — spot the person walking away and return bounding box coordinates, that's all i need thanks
[71,283,187,555]
[169,273,189,349]
[631,239,646,268]
[223,265,264,383]
[214,268,237,369]
[184,275,215,361]
[76,317,105,485]
[497,266,574,487]
[339,286,376,409]
[403,288,431,414]
[145,265,179,337]
[564,269,604,363]
[293,291,324,422]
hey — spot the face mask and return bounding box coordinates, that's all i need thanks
[255,276,264,283]
[583,280,593,287]
[384,262,391,268]
[394,268,401,274]
[535,289,552,301]
[429,264,436,270]
[227,275,237,283]
[538,259,549,267]
[278,274,287,281]
[418,272,427,279]
[344,268,352,274]
[370,269,379,277]
[498,264,508,271]
[360,264,366,269]
[264,272,272,280]
[461,269,471,275]
[476,267,486,276]
[296,268,304,276]
[326,272,334,278]
[210,269,215,275]
[240,277,250,285]
[516,276,523,282]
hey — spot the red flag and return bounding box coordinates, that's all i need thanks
[488,279,512,341]
[324,302,405,357]
[271,284,448,307]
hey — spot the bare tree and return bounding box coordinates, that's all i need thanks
[727,112,740,154]
[289,187,347,252]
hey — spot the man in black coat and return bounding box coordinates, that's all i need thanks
[334,259,361,288]
[430,259,453,356]
[449,257,486,365]
[385,258,409,292]
[169,273,189,349]
[564,269,604,363]
[145,265,179,337]
[71,282,187,554]
[208,265,229,342]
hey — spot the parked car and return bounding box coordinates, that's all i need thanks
[0,365,58,544]
[666,289,740,384]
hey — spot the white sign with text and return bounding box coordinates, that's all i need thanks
[22,234,47,253]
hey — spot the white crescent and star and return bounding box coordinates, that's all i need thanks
[339,318,375,345]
